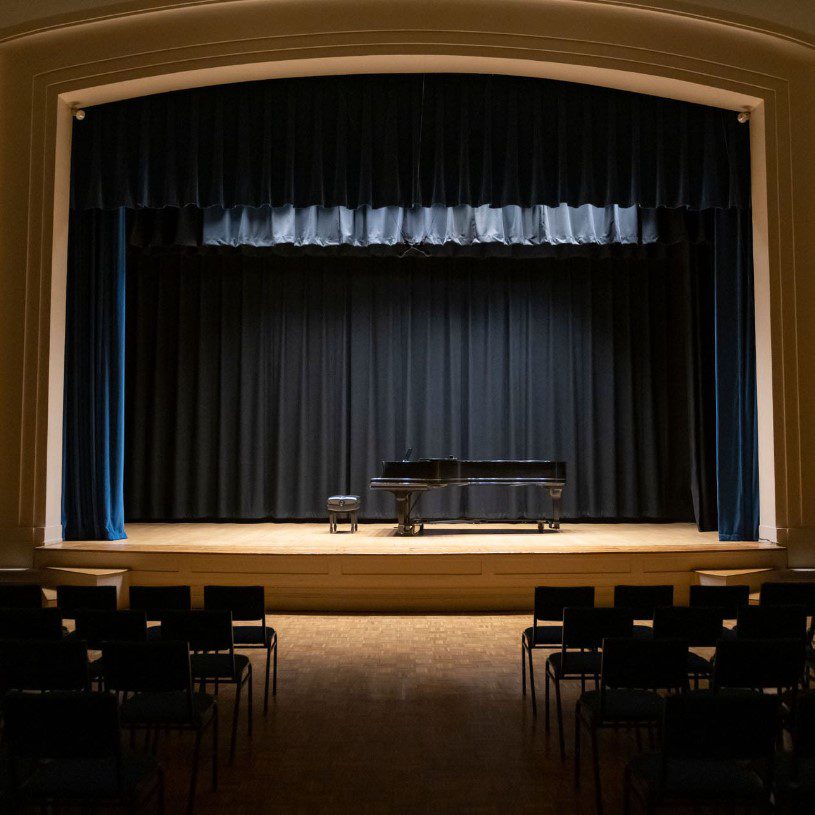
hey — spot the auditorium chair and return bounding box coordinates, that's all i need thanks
[775,691,815,814]
[712,638,806,696]
[102,640,217,815]
[544,606,634,758]
[56,584,118,619]
[203,585,278,712]
[689,583,750,619]
[129,584,192,639]
[735,604,808,641]
[652,605,725,688]
[2,691,165,814]
[160,609,252,763]
[612,585,674,638]
[521,586,595,707]
[74,609,149,685]
[0,607,64,641]
[0,583,43,609]
[760,581,815,650]
[622,692,779,813]
[0,639,90,693]
[575,637,688,815]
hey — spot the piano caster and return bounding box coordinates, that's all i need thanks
[537,520,561,533]
[397,522,424,536]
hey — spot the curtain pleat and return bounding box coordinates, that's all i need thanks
[72,74,750,211]
[124,249,712,523]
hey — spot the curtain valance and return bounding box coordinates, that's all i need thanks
[70,74,750,212]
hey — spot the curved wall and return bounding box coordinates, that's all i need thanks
[0,0,813,564]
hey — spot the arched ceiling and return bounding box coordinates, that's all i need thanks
[1,0,814,44]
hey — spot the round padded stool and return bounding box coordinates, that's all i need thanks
[326,495,360,533]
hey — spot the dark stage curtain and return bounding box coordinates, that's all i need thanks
[71,74,750,212]
[124,248,715,524]
[63,209,127,540]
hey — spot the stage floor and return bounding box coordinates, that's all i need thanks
[43,520,775,555]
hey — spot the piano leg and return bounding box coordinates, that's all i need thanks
[549,487,562,531]
[395,492,423,536]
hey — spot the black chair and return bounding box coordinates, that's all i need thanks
[689,584,750,636]
[75,609,148,684]
[736,604,808,641]
[0,607,64,641]
[623,692,779,813]
[544,607,634,758]
[204,585,277,713]
[0,583,42,609]
[521,586,595,708]
[712,637,806,695]
[613,585,674,638]
[576,637,688,815]
[653,606,725,687]
[129,585,192,639]
[775,690,815,814]
[0,638,90,692]
[56,584,117,619]
[102,639,217,815]
[760,582,815,641]
[2,691,164,813]
[161,609,252,763]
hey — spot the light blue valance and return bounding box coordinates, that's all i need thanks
[202,204,658,248]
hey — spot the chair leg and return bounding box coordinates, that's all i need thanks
[591,722,603,815]
[521,639,527,696]
[188,726,203,815]
[554,675,565,759]
[264,643,272,714]
[545,665,551,732]
[527,644,537,715]
[230,677,242,764]
[247,667,253,738]
[574,704,582,788]
[212,704,219,791]
[273,637,278,696]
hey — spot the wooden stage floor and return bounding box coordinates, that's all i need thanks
[35,521,787,611]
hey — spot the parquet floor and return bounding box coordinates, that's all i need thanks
[154,614,648,814]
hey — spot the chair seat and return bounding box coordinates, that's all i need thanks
[190,652,250,680]
[632,624,654,639]
[120,690,215,726]
[522,625,562,647]
[19,755,160,801]
[546,651,602,678]
[145,625,162,641]
[628,753,769,804]
[687,651,713,675]
[579,689,664,722]
[233,625,276,646]
[721,625,738,640]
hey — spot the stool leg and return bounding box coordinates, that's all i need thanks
[351,511,358,533]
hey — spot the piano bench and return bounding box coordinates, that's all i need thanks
[327,496,360,533]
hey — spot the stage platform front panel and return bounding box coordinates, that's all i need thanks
[35,523,787,611]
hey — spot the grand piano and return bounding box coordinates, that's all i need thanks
[370,455,566,536]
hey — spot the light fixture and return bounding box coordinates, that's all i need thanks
[737,110,751,124]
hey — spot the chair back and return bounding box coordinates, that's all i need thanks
[712,638,805,692]
[101,640,194,694]
[736,604,807,641]
[0,639,90,691]
[3,691,121,761]
[613,585,674,620]
[760,582,815,641]
[129,585,191,620]
[533,586,595,624]
[689,584,750,619]
[661,692,779,762]
[56,585,117,618]
[204,585,265,622]
[653,606,724,647]
[0,607,64,641]
[600,637,689,692]
[0,583,42,609]
[75,609,148,650]
[561,607,634,650]
[161,609,235,652]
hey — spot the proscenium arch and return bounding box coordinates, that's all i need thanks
[15,9,794,562]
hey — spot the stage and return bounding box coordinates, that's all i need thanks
[34,522,787,611]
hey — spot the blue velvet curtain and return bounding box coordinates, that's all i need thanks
[714,209,759,540]
[63,209,127,540]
